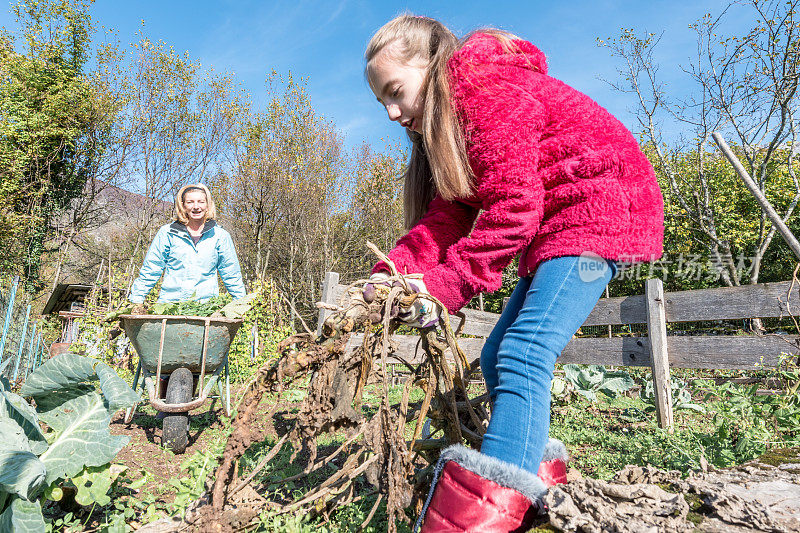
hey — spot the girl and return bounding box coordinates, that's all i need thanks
[129,184,246,304]
[365,15,663,532]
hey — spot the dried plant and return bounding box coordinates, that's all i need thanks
[202,243,488,531]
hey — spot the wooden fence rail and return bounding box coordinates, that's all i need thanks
[316,272,800,430]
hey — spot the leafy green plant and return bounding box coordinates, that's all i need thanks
[149,295,230,317]
[105,292,259,321]
[71,464,128,507]
[0,353,139,531]
[642,378,706,413]
[772,354,800,408]
[167,451,215,516]
[562,364,635,401]
[226,279,293,383]
[698,375,800,465]
[70,265,138,368]
[550,375,571,402]
[44,511,81,533]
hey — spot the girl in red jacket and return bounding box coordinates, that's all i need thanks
[365,15,663,532]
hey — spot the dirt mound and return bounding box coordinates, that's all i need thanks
[544,448,800,532]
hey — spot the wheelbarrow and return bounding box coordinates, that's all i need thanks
[119,314,243,453]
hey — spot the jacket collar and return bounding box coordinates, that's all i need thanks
[169,219,217,238]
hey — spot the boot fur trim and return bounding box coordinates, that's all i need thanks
[541,438,568,463]
[439,445,547,503]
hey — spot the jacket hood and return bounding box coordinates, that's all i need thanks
[449,32,548,76]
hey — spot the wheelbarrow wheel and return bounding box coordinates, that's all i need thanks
[163,367,192,454]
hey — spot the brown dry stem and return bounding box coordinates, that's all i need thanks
[205,247,487,532]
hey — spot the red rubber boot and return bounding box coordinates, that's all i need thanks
[537,438,568,487]
[415,439,569,533]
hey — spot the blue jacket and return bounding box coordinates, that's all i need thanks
[129,220,246,303]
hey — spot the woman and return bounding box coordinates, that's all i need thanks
[129,184,246,304]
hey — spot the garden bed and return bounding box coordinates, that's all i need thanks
[75,366,797,532]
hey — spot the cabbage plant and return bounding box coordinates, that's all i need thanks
[562,364,635,401]
[643,378,705,413]
[0,353,139,532]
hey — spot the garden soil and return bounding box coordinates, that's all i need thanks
[543,448,800,532]
[108,394,276,510]
[133,446,800,532]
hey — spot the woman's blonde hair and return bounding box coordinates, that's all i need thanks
[365,15,522,228]
[174,183,217,225]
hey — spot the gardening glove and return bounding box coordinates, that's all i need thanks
[396,277,440,328]
[361,273,440,327]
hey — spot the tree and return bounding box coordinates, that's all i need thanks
[334,141,405,279]
[101,35,242,277]
[213,72,351,321]
[213,73,409,323]
[0,0,107,290]
[601,0,800,293]
[42,31,245,290]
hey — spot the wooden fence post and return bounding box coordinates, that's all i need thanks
[645,278,674,431]
[316,272,340,336]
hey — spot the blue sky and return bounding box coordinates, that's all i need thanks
[1,0,749,152]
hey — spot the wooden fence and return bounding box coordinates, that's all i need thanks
[316,272,800,430]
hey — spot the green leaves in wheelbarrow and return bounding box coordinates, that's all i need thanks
[217,292,259,319]
[112,292,258,319]
[151,293,230,316]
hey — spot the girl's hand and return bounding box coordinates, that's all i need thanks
[361,272,391,303]
[396,278,440,328]
[360,273,441,328]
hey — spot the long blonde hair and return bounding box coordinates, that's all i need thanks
[174,183,217,225]
[366,15,523,228]
[366,15,469,228]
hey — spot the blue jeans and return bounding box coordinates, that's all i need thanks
[479,255,616,474]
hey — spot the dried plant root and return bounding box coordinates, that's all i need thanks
[205,243,488,532]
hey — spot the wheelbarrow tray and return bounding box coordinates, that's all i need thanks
[119,314,243,374]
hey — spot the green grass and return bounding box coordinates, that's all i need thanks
[243,375,800,530]
[550,395,713,478]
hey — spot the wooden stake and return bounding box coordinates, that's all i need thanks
[645,278,674,432]
[712,132,800,261]
[107,247,113,311]
[316,271,339,336]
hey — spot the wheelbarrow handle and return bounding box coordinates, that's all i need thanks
[149,397,206,413]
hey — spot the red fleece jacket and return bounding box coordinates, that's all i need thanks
[375,33,664,313]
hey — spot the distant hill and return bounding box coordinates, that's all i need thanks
[50,180,174,287]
